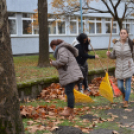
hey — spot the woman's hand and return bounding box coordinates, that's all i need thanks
[95,54,99,59]
[88,37,90,42]
[49,58,53,66]
[106,51,111,57]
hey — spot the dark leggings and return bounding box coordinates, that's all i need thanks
[65,82,75,108]
[77,62,89,90]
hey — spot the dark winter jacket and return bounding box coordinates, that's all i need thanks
[72,33,95,65]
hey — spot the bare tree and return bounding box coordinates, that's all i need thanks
[51,0,134,30]
[0,0,24,133]
[38,0,49,67]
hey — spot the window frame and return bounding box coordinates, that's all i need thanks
[69,16,78,35]
[122,20,131,34]
[48,19,57,35]
[104,18,118,34]
[22,13,39,36]
[112,21,118,34]
[8,12,18,36]
[57,19,66,35]
[95,18,102,34]
[88,18,102,35]
[88,18,95,34]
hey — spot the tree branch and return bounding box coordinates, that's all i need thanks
[101,0,114,17]
[115,0,121,8]
[83,7,109,13]
[122,4,127,19]
[109,0,115,10]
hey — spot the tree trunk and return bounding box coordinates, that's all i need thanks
[0,0,24,133]
[117,19,123,30]
[38,0,50,67]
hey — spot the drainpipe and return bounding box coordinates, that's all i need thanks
[80,0,83,33]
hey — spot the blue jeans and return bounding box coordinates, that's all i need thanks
[117,77,131,101]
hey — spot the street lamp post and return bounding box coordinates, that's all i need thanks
[80,0,83,33]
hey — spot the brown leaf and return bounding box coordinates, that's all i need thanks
[27,125,38,133]
[131,125,134,128]
[27,121,34,125]
[50,126,59,131]
[83,119,90,123]
[81,128,89,133]
[112,130,119,134]
[122,116,127,119]
[107,118,114,122]
[20,108,27,116]
[124,109,133,112]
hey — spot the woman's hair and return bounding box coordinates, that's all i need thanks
[50,39,64,48]
[120,28,134,53]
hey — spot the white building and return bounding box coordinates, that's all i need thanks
[6,0,134,55]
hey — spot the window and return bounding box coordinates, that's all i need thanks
[79,22,86,34]
[23,20,32,34]
[22,13,39,35]
[89,22,95,33]
[48,14,66,35]
[105,18,118,34]
[70,16,77,34]
[122,20,131,33]
[8,12,17,35]
[105,18,111,33]
[89,18,95,34]
[96,18,102,34]
[88,18,102,34]
[78,17,86,34]
[70,21,77,34]
[112,23,117,33]
[48,21,56,34]
[57,21,65,34]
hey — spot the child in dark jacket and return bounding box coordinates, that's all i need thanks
[72,33,99,93]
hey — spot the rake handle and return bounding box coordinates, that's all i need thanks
[90,43,106,73]
[107,18,114,72]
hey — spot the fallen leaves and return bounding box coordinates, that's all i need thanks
[21,75,134,133]
[38,83,65,101]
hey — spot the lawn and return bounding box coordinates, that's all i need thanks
[13,50,115,83]
[21,93,134,134]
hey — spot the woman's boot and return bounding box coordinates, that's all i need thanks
[60,107,74,116]
[122,93,125,100]
[123,101,128,108]
[122,93,125,102]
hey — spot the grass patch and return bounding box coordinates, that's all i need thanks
[96,121,119,130]
[13,50,115,83]
[20,99,66,108]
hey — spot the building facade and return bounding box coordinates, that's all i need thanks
[6,0,134,55]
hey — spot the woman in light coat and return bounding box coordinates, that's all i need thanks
[107,28,134,108]
[50,39,83,116]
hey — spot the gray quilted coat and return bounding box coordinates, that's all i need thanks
[109,39,134,79]
[52,42,83,87]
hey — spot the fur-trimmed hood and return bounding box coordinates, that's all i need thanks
[54,41,78,58]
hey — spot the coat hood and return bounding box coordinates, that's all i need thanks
[54,42,78,58]
[76,33,88,44]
